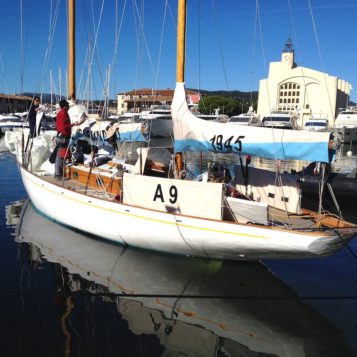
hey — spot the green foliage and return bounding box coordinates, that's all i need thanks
[191,88,258,116]
[198,95,242,116]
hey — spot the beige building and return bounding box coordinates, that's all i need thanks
[117,88,201,115]
[257,38,352,127]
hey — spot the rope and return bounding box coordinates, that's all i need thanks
[287,0,311,123]
[210,0,229,90]
[81,0,106,102]
[132,0,156,89]
[108,0,128,95]
[19,0,24,94]
[37,0,61,95]
[307,0,335,120]
[154,0,169,91]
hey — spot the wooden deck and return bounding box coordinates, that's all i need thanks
[43,173,117,200]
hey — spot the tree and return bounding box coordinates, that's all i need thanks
[198,96,242,117]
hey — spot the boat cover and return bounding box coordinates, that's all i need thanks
[172,83,332,162]
[123,173,223,220]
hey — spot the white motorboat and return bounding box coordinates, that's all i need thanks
[304,118,328,132]
[0,114,29,135]
[262,111,299,129]
[229,107,261,126]
[333,107,357,143]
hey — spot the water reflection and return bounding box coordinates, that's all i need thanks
[8,200,353,356]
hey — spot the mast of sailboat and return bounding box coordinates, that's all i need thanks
[175,0,186,176]
[176,0,186,83]
[68,0,76,100]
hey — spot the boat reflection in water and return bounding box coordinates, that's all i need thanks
[13,200,353,356]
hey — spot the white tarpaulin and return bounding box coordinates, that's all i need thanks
[123,173,223,220]
[171,82,332,162]
[234,166,301,214]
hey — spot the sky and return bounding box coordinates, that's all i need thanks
[1,0,357,101]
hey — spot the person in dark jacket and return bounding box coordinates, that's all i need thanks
[28,96,40,138]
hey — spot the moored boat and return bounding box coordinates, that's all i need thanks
[11,0,357,261]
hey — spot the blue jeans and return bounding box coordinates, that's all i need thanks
[55,148,64,177]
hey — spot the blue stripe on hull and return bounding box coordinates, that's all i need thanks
[117,131,145,142]
[174,139,330,162]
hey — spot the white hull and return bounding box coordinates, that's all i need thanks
[19,164,355,260]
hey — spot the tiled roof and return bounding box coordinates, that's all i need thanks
[118,88,199,96]
[0,94,32,100]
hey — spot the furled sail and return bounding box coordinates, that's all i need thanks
[171,83,332,162]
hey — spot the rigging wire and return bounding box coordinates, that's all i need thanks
[306,0,334,120]
[37,0,61,96]
[108,0,127,97]
[131,0,143,107]
[153,0,169,91]
[255,0,279,175]
[210,0,229,90]
[19,0,24,94]
[131,0,157,91]
[287,0,310,120]
[81,0,106,103]
[249,1,258,107]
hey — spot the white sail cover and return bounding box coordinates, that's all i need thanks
[171,83,332,162]
[123,173,223,220]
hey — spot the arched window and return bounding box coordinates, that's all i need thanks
[278,82,300,110]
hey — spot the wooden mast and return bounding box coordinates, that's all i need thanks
[176,0,186,83]
[175,0,186,176]
[68,0,76,100]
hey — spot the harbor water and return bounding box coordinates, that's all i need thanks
[1,137,357,356]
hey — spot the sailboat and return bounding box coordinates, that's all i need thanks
[13,0,357,260]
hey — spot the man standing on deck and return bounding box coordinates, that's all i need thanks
[54,100,83,179]
[28,96,40,138]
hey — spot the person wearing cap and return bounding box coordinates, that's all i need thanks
[28,96,40,138]
[54,100,84,179]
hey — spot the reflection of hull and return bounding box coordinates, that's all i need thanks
[14,201,353,356]
[301,174,357,198]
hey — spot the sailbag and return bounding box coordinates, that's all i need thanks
[172,83,332,163]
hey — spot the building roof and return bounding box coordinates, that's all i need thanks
[117,88,199,96]
[0,93,32,101]
[125,95,174,104]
